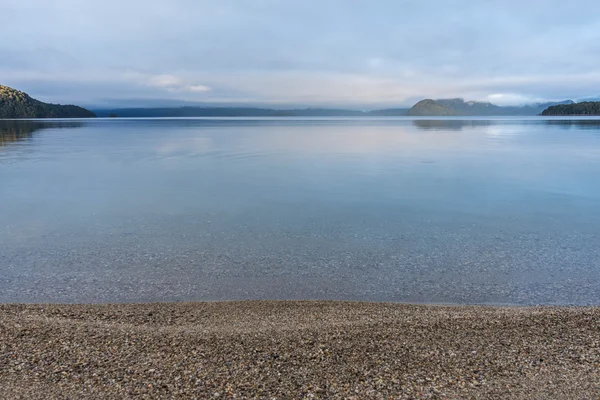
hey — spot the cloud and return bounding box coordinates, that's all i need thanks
[1,0,600,107]
[148,75,183,88]
[486,94,546,106]
[185,85,211,93]
[144,74,211,93]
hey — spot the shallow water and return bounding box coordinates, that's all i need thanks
[1,117,599,305]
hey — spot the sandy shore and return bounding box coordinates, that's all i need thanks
[1,301,599,399]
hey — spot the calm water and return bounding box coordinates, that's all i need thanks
[1,117,599,305]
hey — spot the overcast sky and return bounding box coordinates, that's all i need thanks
[2,0,600,108]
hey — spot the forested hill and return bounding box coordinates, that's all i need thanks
[407,99,456,116]
[541,102,600,116]
[407,98,574,116]
[0,85,96,118]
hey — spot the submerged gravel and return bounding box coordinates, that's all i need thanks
[1,301,600,399]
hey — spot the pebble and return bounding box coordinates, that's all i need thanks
[1,301,600,398]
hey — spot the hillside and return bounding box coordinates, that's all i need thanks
[407,99,456,116]
[436,98,502,115]
[541,101,600,116]
[0,85,96,118]
[407,98,574,116]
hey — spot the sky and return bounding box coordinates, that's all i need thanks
[2,0,600,108]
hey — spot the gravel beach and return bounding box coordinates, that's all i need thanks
[1,301,599,399]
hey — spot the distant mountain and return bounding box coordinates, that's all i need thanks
[407,99,456,116]
[507,100,575,115]
[578,96,600,102]
[0,85,96,118]
[541,101,600,116]
[407,98,575,116]
[366,108,410,116]
[94,98,579,118]
[437,98,503,115]
[93,106,412,118]
[95,107,349,118]
[279,108,365,117]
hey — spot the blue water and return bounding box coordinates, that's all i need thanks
[1,117,599,304]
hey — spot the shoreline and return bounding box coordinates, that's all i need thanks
[2,300,599,398]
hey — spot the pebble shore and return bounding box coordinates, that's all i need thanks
[1,301,599,399]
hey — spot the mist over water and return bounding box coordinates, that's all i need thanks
[1,117,599,305]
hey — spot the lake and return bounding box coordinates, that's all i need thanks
[1,117,599,305]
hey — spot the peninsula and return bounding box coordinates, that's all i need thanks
[541,101,600,116]
[0,85,96,118]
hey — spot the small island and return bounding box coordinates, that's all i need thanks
[0,85,96,118]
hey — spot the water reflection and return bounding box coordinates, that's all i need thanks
[412,119,494,131]
[1,117,600,305]
[545,119,600,130]
[0,120,83,147]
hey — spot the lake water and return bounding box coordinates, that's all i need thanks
[1,117,599,305]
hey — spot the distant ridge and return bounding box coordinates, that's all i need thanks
[94,107,367,118]
[407,98,574,116]
[93,107,410,118]
[0,85,584,118]
[541,101,600,116]
[95,99,575,118]
[0,85,96,118]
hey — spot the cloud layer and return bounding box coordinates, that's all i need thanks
[2,0,599,107]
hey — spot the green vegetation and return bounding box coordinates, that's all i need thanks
[407,99,456,116]
[436,98,498,115]
[0,85,96,118]
[541,101,600,116]
[1,83,579,118]
[407,98,575,116]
